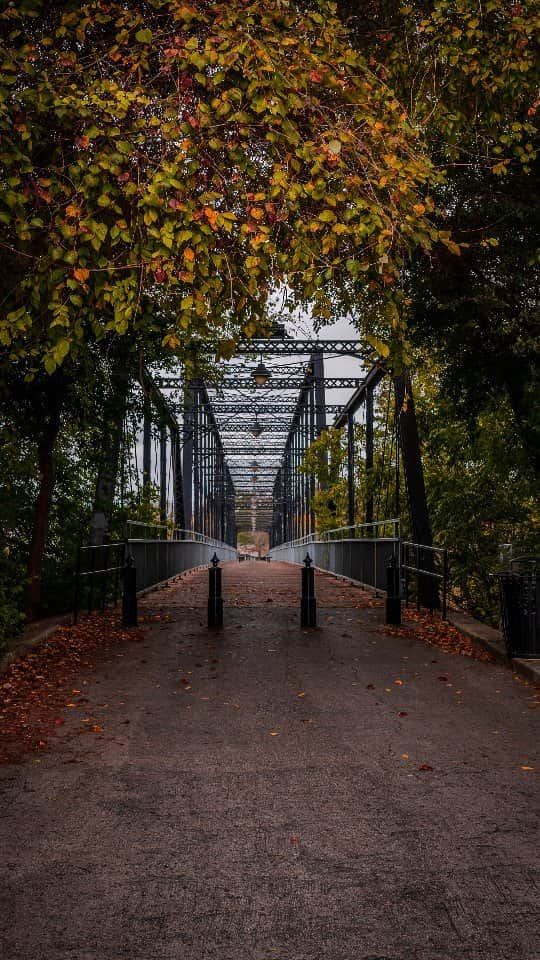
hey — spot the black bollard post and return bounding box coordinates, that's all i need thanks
[208,552,223,628]
[301,553,317,628]
[385,554,402,625]
[122,553,138,627]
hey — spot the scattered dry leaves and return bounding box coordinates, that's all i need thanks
[383,607,495,661]
[0,612,143,763]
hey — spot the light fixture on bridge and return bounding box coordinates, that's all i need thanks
[251,355,271,387]
[250,414,263,438]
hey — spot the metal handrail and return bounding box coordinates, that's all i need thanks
[401,540,449,619]
[124,520,233,550]
[279,518,400,549]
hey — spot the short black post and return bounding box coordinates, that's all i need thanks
[301,553,317,628]
[208,553,223,628]
[122,553,138,627]
[385,554,402,625]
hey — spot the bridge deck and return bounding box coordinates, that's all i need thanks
[0,561,538,959]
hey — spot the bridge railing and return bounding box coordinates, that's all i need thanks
[268,520,400,594]
[73,527,237,620]
[401,541,448,619]
[126,530,237,593]
[125,520,233,549]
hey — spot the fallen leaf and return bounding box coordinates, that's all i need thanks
[401,753,409,759]
[521,765,535,771]
[394,679,403,686]
[270,731,279,737]
[92,725,103,734]
[418,764,433,772]
[366,684,375,690]
[297,692,306,698]
[398,711,408,717]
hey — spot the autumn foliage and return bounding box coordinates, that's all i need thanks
[0,0,437,371]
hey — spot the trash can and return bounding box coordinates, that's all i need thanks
[496,557,539,658]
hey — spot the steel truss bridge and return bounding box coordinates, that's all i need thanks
[91,332,433,554]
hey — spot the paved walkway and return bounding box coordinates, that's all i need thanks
[0,561,538,960]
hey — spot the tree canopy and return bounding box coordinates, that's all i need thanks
[0,0,439,374]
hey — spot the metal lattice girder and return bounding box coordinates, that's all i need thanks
[219,428,291,434]
[235,339,372,358]
[333,363,386,428]
[204,404,341,414]
[157,377,362,391]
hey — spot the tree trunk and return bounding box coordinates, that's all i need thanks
[26,405,63,620]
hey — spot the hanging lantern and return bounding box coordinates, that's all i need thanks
[251,357,271,386]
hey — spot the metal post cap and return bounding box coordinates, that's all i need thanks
[304,553,313,567]
[211,553,220,567]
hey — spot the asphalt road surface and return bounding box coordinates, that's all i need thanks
[1,561,538,960]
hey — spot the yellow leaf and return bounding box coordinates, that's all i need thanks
[521,765,535,771]
[327,139,342,155]
[413,203,426,215]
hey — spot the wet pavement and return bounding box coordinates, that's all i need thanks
[0,560,538,959]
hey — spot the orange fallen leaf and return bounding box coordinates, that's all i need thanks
[401,753,409,759]
[297,692,306,698]
[270,731,279,737]
[92,725,103,734]
[521,765,535,771]
[394,679,403,685]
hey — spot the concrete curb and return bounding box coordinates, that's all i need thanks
[0,615,72,675]
[448,608,540,685]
